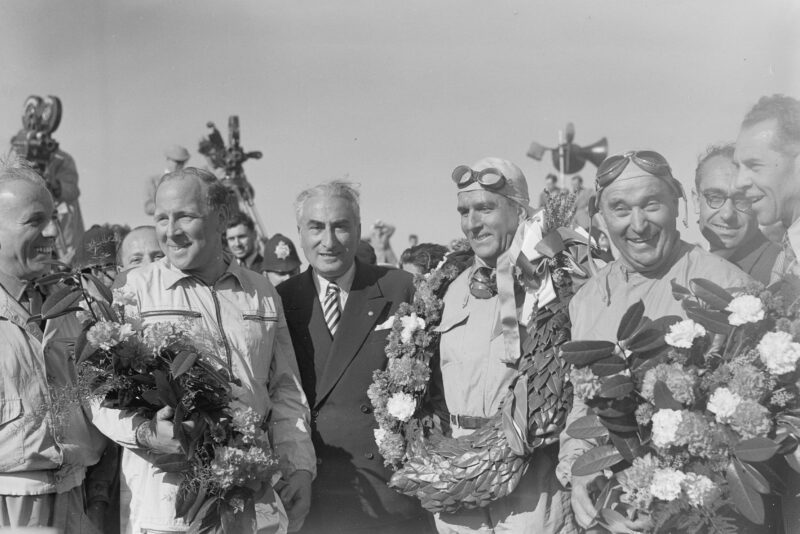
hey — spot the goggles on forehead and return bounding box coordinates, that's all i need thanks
[596,150,676,189]
[451,165,507,191]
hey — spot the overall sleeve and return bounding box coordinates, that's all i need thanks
[267,302,317,477]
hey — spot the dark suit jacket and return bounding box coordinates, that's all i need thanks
[277,261,424,531]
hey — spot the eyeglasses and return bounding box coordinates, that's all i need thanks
[451,165,507,190]
[596,150,676,189]
[701,191,753,212]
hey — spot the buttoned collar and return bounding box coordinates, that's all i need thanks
[0,269,29,303]
[158,257,253,292]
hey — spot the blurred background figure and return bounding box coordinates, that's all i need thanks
[356,239,377,265]
[368,219,398,265]
[693,143,781,285]
[117,225,164,272]
[570,174,593,230]
[408,233,419,248]
[261,233,301,286]
[143,145,189,215]
[538,173,561,209]
[399,243,448,275]
[225,212,264,271]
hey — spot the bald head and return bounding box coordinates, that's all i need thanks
[117,226,163,272]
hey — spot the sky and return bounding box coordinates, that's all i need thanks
[1,0,798,251]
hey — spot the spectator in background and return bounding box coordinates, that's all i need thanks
[357,239,377,265]
[693,144,781,285]
[570,174,593,230]
[399,243,448,275]
[538,173,561,209]
[262,233,302,286]
[144,145,190,216]
[408,233,419,248]
[225,212,265,272]
[117,226,164,272]
[369,219,398,265]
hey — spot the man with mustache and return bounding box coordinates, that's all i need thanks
[559,150,751,531]
[693,144,781,285]
[735,94,800,283]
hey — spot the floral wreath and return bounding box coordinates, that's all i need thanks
[368,203,584,513]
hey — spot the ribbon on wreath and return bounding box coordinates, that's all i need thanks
[496,214,589,455]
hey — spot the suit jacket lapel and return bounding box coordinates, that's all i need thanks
[316,263,387,406]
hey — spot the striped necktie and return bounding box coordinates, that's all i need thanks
[323,282,341,335]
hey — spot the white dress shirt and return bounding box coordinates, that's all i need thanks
[313,262,357,311]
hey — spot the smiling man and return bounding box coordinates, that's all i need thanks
[117,225,164,272]
[0,157,104,532]
[91,168,315,534]
[734,94,800,282]
[694,144,781,285]
[559,150,752,531]
[276,181,428,533]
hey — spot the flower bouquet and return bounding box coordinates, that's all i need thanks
[38,270,280,534]
[562,278,800,533]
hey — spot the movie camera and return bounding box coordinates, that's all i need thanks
[11,95,64,195]
[198,116,268,240]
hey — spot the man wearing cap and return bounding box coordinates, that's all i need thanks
[559,150,752,531]
[693,144,780,285]
[262,233,302,287]
[435,157,574,533]
[144,145,190,216]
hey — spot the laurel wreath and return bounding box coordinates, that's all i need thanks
[367,249,575,514]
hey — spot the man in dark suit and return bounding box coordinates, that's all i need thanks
[277,180,430,533]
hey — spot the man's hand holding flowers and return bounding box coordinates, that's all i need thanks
[135,405,195,455]
[277,470,313,532]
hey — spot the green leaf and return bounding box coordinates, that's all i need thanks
[155,370,180,408]
[600,507,638,534]
[596,398,637,418]
[81,272,114,304]
[141,389,164,407]
[171,350,199,378]
[75,328,96,364]
[671,279,692,300]
[599,414,639,433]
[626,316,681,352]
[599,375,635,399]
[567,414,609,439]
[571,445,624,477]
[727,461,764,524]
[560,341,616,367]
[735,458,770,494]
[609,431,645,463]
[690,278,734,309]
[653,381,683,410]
[734,437,780,463]
[41,286,83,319]
[186,494,217,534]
[786,448,800,474]
[176,481,199,519]
[591,356,627,377]
[152,453,190,472]
[684,302,732,335]
[616,301,645,342]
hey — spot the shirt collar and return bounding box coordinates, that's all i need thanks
[0,270,29,303]
[313,261,357,294]
[159,257,252,291]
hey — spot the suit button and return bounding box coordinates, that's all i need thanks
[360,404,372,414]
[311,410,319,419]
[364,452,374,460]
[316,458,323,465]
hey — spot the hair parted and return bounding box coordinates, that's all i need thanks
[227,211,255,231]
[742,94,800,155]
[157,167,230,214]
[694,143,735,190]
[294,180,361,222]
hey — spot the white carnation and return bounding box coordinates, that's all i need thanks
[374,428,387,448]
[758,330,800,375]
[682,472,720,508]
[650,468,686,501]
[400,313,426,344]
[386,392,417,422]
[651,409,683,448]
[112,287,138,307]
[706,387,742,423]
[726,294,765,326]
[664,319,706,349]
